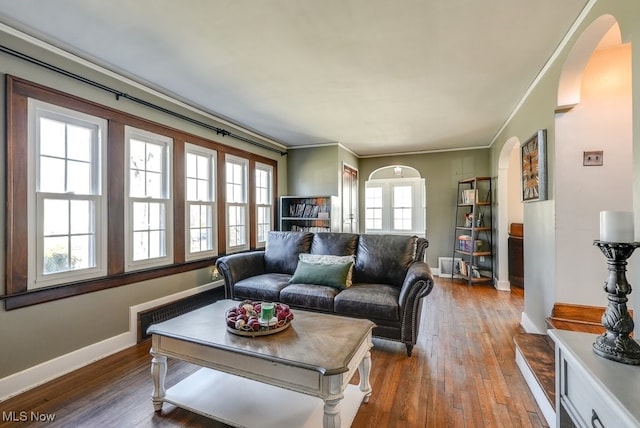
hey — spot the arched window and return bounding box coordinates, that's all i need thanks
[365,166,425,236]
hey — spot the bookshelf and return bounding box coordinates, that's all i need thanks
[279,196,340,232]
[452,177,493,285]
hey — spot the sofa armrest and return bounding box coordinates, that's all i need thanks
[215,251,266,299]
[398,261,434,344]
[399,262,434,305]
[416,237,429,262]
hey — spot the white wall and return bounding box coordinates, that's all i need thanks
[555,42,632,306]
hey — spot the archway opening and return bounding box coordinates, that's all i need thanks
[555,18,632,308]
[496,137,523,291]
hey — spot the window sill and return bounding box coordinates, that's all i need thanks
[3,258,213,310]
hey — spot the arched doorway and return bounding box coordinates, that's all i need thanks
[496,137,523,291]
[554,16,632,307]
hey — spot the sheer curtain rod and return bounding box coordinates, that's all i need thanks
[0,44,287,156]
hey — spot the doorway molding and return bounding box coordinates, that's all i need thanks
[496,137,521,291]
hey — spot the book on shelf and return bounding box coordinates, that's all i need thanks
[317,203,329,219]
[457,235,484,252]
[286,198,329,218]
[302,204,314,218]
[290,203,314,217]
[457,260,481,278]
[460,188,491,204]
[461,189,477,204]
[293,204,304,217]
[458,259,468,276]
[290,225,331,232]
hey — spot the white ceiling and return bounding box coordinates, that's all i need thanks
[0,0,589,156]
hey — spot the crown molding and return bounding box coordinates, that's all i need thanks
[0,22,287,151]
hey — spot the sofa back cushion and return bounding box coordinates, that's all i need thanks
[310,233,359,256]
[353,234,418,287]
[264,231,313,274]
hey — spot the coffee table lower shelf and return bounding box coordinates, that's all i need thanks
[163,367,367,428]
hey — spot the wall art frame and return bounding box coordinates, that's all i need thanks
[521,129,547,202]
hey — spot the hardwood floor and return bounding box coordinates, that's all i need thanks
[0,277,548,427]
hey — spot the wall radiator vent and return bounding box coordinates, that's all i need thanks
[137,288,224,343]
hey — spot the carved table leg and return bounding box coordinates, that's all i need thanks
[323,397,342,428]
[359,350,372,403]
[150,348,167,412]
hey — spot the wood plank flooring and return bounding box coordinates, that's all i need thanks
[0,277,548,427]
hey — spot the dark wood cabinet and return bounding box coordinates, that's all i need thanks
[508,223,524,288]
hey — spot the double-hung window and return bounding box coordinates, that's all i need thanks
[225,155,249,253]
[255,162,273,248]
[28,99,108,289]
[365,185,383,231]
[125,126,173,270]
[185,143,217,260]
[365,177,425,235]
[393,185,413,230]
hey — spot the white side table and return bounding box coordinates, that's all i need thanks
[549,329,640,427]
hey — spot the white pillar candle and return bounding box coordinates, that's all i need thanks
[600,211,634,243]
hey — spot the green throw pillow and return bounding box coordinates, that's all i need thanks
[298,253,355,287]
[289,260,354,290]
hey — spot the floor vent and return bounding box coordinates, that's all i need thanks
[137,287,225,343]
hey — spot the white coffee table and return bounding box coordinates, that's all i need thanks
[147,299,374,428]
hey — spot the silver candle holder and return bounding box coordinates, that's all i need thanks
[592,240,640,364]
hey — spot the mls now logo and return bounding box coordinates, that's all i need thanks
[3,411,56,422]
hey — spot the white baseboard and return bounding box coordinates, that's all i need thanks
[0,332,132,402]
[515,346,556,428]
[495,279,511,291]
[520,311,544,334]
[0,281,223,402]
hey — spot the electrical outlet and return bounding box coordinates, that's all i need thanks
[479,256,485,262]
[211,266,221,280]
[583,150,603,166]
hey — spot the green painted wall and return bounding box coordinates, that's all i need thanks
[287,146,339,196]
[359,150,491,268]
[0,29,286,378]
[287,144,491,269]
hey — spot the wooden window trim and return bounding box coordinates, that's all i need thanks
[253,162,274,248]
[5,75,277,310]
